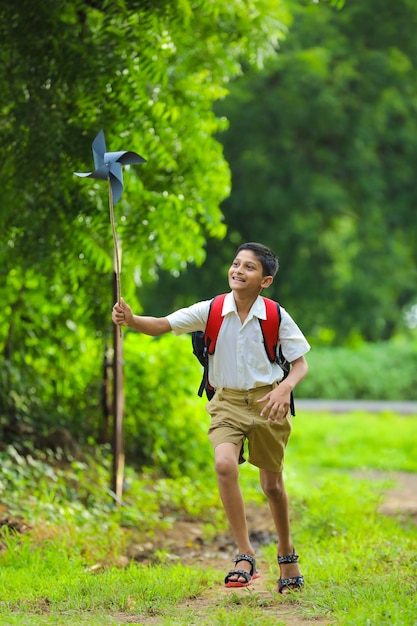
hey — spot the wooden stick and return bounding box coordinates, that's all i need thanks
[109,182,122,337]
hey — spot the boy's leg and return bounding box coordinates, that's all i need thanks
[215,441,256,582]
[259,469,302,590]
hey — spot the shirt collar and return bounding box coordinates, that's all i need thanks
[223,292,266,319]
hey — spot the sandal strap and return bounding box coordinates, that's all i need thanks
[233,553,256,575]
[225,569,252,584]
[277,550,299,564]
[278,574,304,592]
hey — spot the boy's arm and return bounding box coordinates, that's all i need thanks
[258,355,308,422]
[112,298,171,336]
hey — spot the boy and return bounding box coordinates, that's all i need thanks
[112,242,310,593]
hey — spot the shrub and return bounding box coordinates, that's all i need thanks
[122,331,212,476]
[298,338,417,400]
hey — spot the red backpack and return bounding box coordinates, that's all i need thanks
[191,294,295,415]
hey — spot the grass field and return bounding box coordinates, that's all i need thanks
[0,410,416,625]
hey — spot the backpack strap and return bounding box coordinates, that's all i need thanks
[260,297,295,416]
[259,297,280,362]
[196,294,227,399]
[204,293,227,356]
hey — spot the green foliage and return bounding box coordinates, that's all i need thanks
[145,0,417,344]
[0,0,290,293]
[297,337,417,401]
[0,0,290,453]
[0,443,223,533]
[0,267,104,440]
[0,445,118,526]
[122,331,212,474]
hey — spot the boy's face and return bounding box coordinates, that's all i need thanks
[228,249,273,296]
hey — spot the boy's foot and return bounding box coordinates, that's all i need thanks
[225,553,260,587]
[277,550,304,594]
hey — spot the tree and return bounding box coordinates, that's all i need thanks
[144,0,417,344]
[0,0,290,437]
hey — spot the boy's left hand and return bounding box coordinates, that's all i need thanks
[257,384,292,422]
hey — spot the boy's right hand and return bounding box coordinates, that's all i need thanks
[112,298,133,326]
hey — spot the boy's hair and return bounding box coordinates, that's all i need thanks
[235,242,279,277]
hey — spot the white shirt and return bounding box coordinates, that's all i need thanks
[166,292,310,391]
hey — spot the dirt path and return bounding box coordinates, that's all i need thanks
[119,501,329,625]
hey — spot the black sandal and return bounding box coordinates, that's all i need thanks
[277,550,304,594]
[225,553,260,588]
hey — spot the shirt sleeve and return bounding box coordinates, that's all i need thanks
[278,307,311,362]
[166,299,212,335]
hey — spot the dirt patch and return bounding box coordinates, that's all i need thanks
[126,471,417,567]
[377,471,417,523]
[126,502,277,565]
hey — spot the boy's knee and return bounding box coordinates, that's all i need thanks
[261,475,285,499]
[214,455,238,478]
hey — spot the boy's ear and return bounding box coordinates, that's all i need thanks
[261,275,273,289]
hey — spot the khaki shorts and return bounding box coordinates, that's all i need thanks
[206,384,292,473]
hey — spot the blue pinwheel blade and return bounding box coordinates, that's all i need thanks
[74,130,107,178]
[74,164,109,181]
[114,150,147,166]
[107,154,146,204]
[92,130,106,169]
[109,162,123,205]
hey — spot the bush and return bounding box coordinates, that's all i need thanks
[297,338,417,400]
[122,331,212,476]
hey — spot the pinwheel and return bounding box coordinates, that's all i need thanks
[75,131,147,502]
[74,130,147,306]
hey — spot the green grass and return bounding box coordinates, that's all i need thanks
[287,409,417,472]
[265,473,417,625]
[0,411,417,625]
[0,543,217,624]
